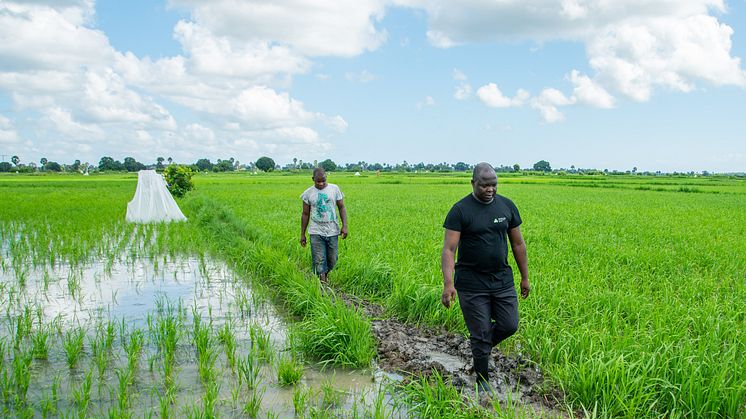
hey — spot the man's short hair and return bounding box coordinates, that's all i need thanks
[313,167,326,178]
[472,162,495,180]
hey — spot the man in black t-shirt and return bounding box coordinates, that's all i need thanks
[441,162,530,393]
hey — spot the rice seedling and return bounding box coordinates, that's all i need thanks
[242,384,264,418]
[39,373,61,418]
[238,351,260,391]
[71,369,94,417]
[292,384,313,416]
[125,328,144,372]
[11,348,32,406]
[31,326,50,360]
[158,383,177,419]
[369,381,397,419]
[202,379,220,418]
[114,367,134,414]
[319,375,344,410]
[63,327,85,368]
[396,370,484,418]
[276,354,304,386]
[249,323,273,363]
[90,333,109,378]
[192,308,217,384]
[216,319,236,371]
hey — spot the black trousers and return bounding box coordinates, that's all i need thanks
[458,285,519,360]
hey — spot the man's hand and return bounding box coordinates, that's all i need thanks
[520,278,530,298]
[340,225,348,239]
[442,284,457,308]
[300,235,307,247]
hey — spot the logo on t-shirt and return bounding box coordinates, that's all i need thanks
[494,217,506,223]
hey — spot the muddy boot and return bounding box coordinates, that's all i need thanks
[474,356,493,396]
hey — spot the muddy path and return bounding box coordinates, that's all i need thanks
[339,292,567,416]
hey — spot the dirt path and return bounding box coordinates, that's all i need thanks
[340,292,567,416]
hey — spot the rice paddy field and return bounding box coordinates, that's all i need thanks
[0,171,744,418]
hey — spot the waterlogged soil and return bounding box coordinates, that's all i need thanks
[0,255,384,417]
[341,293,567,416]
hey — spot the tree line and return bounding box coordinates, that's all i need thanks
[0,155,720,177]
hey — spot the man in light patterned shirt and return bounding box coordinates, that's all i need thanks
[300,168,348,282]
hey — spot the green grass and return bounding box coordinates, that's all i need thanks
[188,171,745,417]
[1,172,743,417]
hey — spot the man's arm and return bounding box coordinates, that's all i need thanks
[300,202,311,247]
[441,229,460,308]
[508,226,530,298]
[336,199,348,239]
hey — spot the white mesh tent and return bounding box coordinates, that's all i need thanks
[126,170,187,223]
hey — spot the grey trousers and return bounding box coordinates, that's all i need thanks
[457,285,519,359]
[309,234,338,275]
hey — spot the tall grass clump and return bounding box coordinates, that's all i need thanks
[185,196,375,367]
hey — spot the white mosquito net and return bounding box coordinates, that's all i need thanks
[126,170,187,223]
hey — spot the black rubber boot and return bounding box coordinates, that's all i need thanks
[474,356,492,394]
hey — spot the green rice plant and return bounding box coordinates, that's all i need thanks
[103,319,116,350]
[216,319,237,371]
[291,300,375,367]
[149,298,184,387]
[234,289,251,319]
[72,369,94,417]
[292,384,313,416]
[63,327,85,368]
[0,369,10,406]
[114,367,133,413]
[242,384,264,418]
[369,381,397,419]
[203,379,220,418]
[158,384,177,419]
[276,354,304,387]
[39,373,61,418]
[125,328,144,373]
[90,333,109,378]
[11,348,32,406]
[249,323,273,363]
[13,305,34,349]
[319,375,343,410]
[0,337,7,369]
[31,326,50,359]
[192,309,217,384]
[396,370,485,418]
[239,351,261,391]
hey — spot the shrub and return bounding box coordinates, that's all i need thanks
[163,164,194,197]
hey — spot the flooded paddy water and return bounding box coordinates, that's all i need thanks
[0,248,393,417]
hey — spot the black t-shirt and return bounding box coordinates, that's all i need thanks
[443,193,522,292]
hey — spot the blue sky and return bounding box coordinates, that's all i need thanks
[0,0,744,172]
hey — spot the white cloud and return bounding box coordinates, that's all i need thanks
[530,88,576,123]
[588,14,746,101]
[476,83,530,108]
[0,114,20,144]
[44,107,104,138]
[0,1,351,163]
[172,20,310,79]
[0,1,113,73]
[452,69,472,100]
[169,0,388,57]
[454,83,472,100]
[407,0,744,101]
[569,70,615,108]
[82,69,176,129]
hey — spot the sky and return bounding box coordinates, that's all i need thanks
[0,0,745,173]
